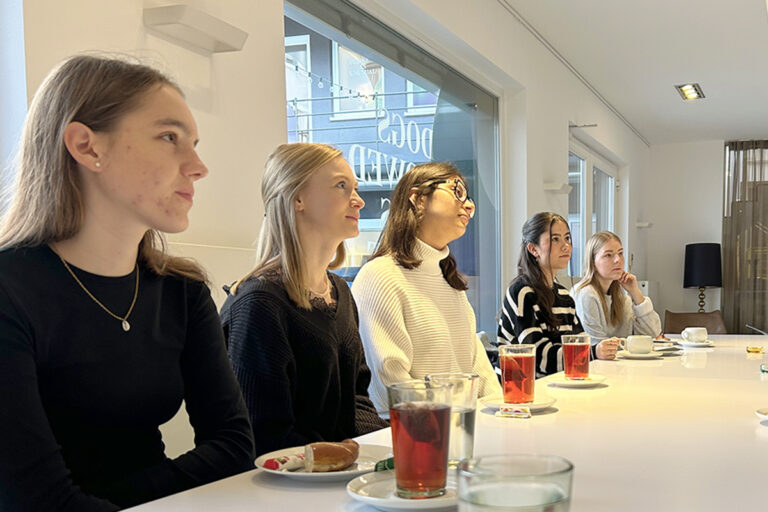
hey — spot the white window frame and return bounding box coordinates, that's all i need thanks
[330,41,385,121]
[285,35,313,143]
[569,137,619,278]
[404,80,437,117]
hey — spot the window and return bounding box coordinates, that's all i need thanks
[568,139,618,277]
[405,81,437,116]
[284,0,500,333]
[285,35,312,142]
[0,0,27,215]
[331,43,385,120]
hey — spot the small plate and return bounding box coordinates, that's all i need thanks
[346,470,457,511]
[481,395,557,411]
[677,339,715,348]
[617,350,664,360]
[756,408,768,421]
[653,342,678,350]
[255,444,392,481]
[547,374,607,388]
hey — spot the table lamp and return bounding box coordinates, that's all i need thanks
[683,243,722,313]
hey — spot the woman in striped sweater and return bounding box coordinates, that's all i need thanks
[497,212,619,376]
[352,162,502,415]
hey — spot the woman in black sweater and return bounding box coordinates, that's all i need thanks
[0,55,254,511]
[222,143,388,456]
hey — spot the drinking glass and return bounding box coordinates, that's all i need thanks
[499,344,535,403]
[458,454,574,511]
[562,334,590,380]
[425,372,479,467]
[387,380,453,499]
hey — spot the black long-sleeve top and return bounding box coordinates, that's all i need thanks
[221,272,388,457]
[0,246,254,511]
[497,278,595,376]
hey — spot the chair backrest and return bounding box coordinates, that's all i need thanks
[663,310,727,334]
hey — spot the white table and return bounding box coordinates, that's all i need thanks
[129,335,768,511]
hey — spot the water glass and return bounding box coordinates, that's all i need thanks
[425,372,479,467]
[387,380,453,499]
[458,454,574,511]
[499,344,535,403]
[562,334,590,380]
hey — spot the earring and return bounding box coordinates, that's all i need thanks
[94,161,101,168]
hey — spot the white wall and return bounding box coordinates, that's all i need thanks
[647,140,725,322]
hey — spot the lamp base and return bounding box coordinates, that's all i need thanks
[698,287,706,313]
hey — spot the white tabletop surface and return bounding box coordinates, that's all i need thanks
[129,335,768,511]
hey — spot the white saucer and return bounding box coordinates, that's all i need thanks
[653,342,678,350]
[255,444,392,481]
[547,374,607,388]
[347,470,457,511]
[756,408,768,421]
[481,395,557,411]
[677,339,715,348]
[617,350,664,360]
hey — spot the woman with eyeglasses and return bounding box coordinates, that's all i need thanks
[352,162,502,415]
[572,231,661,342]
[497,213,619,377]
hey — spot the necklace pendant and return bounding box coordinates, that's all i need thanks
[122,319,130,332]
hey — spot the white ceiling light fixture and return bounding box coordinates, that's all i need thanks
[675,83,705,101]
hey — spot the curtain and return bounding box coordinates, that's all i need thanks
[722,140,768,334]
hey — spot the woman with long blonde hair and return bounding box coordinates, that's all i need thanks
[0,55,253,510]
[221,143,387,456]
[352,162,502,415]
[573,231,661,342]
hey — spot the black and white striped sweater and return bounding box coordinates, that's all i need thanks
[497,278,595,376]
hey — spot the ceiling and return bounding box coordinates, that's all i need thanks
[503,0,768,145]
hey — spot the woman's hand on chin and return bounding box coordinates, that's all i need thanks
[595,337,620,360]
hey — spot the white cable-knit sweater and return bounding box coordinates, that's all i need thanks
[351,239,502,415]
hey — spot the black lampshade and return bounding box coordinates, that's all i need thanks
[683,243,722,288]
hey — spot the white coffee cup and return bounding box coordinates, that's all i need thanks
[619,335,653,354]
[682,327,708,342]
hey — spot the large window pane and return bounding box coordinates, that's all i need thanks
[592,166,614,233]
[568,152,585,277]
[284,0,499,332]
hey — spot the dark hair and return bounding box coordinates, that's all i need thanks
[370,162,468,290]
[515,212,569,328]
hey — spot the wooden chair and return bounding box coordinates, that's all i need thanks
[663,310,727,334]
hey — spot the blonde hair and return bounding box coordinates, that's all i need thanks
[576,230,625,325]
[0,54,207,282]
[231,143,345,309]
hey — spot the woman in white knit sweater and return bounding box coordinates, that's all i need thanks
[351,162,502,415]
[572,231,661,342]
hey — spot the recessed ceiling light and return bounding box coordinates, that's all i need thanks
[675,83,705,100]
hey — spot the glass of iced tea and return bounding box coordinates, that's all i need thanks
[425,372,479,467]
[562,334,591,380]
[499,344,535,403]
[387,381,453,499]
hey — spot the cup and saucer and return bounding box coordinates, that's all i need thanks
[677,327,714,347]
[617,335,664,359]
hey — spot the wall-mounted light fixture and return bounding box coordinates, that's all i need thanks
[143,5,248,53]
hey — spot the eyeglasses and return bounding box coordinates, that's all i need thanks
[421,178,475,217]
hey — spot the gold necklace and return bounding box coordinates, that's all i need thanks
[57,255,139,332]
